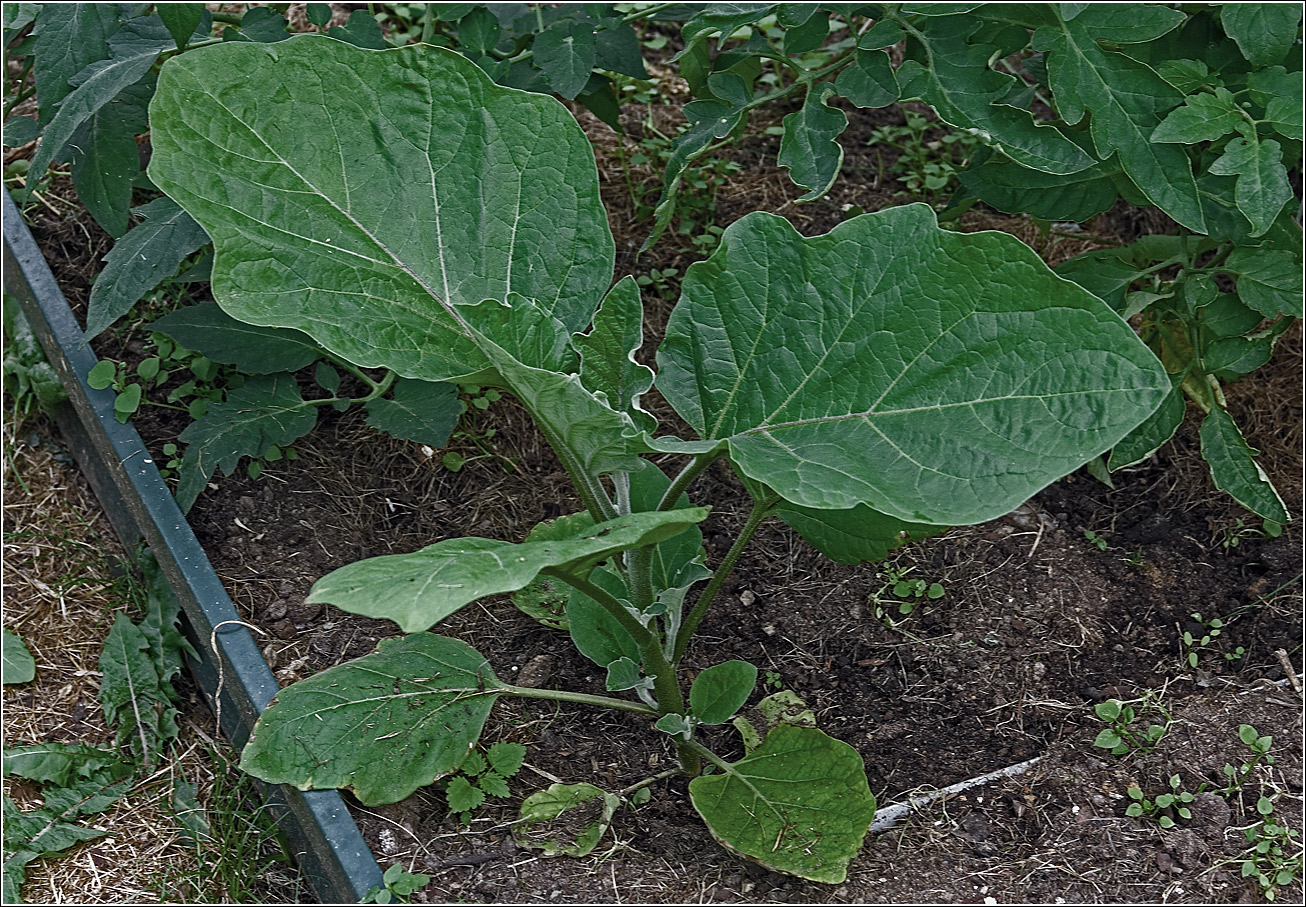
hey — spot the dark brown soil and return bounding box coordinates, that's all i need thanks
[21,56,1304,906]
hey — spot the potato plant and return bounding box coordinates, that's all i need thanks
[145,37,1170,882]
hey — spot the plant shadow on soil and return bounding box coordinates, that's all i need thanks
[24,88,1303,904]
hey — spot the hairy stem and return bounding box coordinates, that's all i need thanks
[673,493,776,664]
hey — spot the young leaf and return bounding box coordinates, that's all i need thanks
[1150,88,1244,144]
[532,19,596,99]
[240,634,505,805]
[445,775,485,813]
[1,628,35,684]
[1199,407,1288,524]
[149,301,323,374]
[1208,136,1293,237]
[157,4,206,50]
[690,660,758,725]
[573,276,657,433]
[83,197,210,340]
[174,375,318,512]
[1221,3,1303,67]
[569,569,640,669]
[1032,5,1205,231]
[486,741,526,777]
[308,508,709,633]
[833,48,898,109]
[364,379,463,447]
[515,782,621,857]
[604,656,648,692]
[148,38,614,384]
[656,204,1171,524]
[689,725,876,884]
[778,85,847,202]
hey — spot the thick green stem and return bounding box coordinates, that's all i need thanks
[673,493,776,664]
[526,415,617,523]
[546,567,700,776]
[499,683,657,717]
[657,447,726,512]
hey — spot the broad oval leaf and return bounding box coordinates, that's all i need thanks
[656,204,1171,524]
[240,633,504,804]
[148,36,614,383]
[690,660,757,724]
[689,725,876,883]
[309,508,710,633]
[1,628,35,684]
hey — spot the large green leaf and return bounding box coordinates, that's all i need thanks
[656,204,1171,524]
[689,725,876,883]
[1223,249,1304,318]
[1033,6,1205,231]
[147,37,614,383]
[308,508,709,633]
[30,3,121,122]
[239,633,505,804]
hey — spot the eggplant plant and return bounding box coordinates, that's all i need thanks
[146,37,1169,882]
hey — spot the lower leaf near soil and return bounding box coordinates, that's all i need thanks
[688,724,877,884]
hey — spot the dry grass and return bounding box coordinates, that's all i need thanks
[2,408,307,904]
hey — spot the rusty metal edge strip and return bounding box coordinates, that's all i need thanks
[3,188,383,902]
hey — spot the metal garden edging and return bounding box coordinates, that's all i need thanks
[3,188,384,903]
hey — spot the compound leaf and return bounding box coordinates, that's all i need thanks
[149,300,322,374]
[239,633,504,805]
[1150,88,1244,144]
[308,508,709,633]
[364,378,462,447]
[148,37,614,383]
[689,725,876,883]
[84,197,211,340]
[1199,406,1288,524]
[656,205,1171,524]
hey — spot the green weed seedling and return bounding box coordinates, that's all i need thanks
[1125,774,1194,828]
[1222,724,1276,794]
[869,111,981,208]
[362,863,432,905]
[1083,529,1110,552]
[869,565,945,623]
[1093,697,1170,755]
[442,742,526,825]
[148,37,1169,883]
[1242,799,1302,903]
